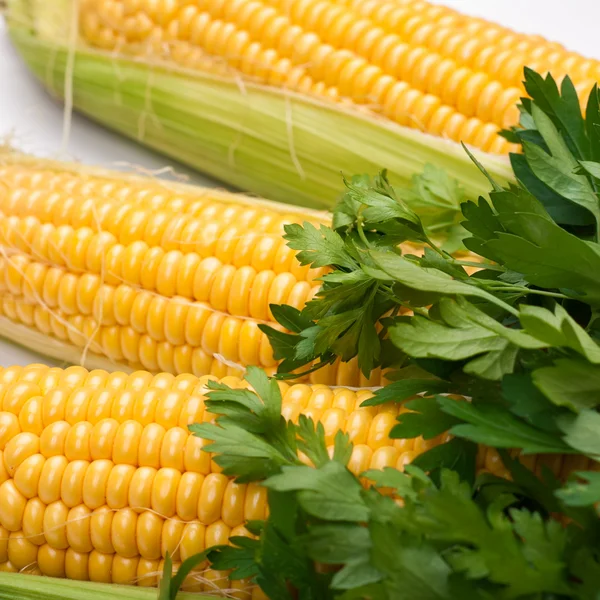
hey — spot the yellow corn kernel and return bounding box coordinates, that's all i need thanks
[37,544,67,578]
[13,453,46,499]
[8,531,38,570]
[22,498,46,546]
[0,363,560,593]
[0,162,404,388]
[90,506,114,554]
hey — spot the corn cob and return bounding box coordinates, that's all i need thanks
[0,364,594,591]
[5,0,515,210]
[0,153,396,387]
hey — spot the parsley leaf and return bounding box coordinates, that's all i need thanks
[390,396,461,439]
[438,397,571,454]
[555,471,600,507]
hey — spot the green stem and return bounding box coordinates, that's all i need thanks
[490,286,569,300]
[453,260,504,272]
[356,218,371,248]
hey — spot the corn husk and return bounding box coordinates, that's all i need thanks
[5,0,513,211]
[0,572,219,600]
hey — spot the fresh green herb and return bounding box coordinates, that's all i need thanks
[185,70,600,600]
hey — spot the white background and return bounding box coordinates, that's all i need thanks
[0,0,599,367]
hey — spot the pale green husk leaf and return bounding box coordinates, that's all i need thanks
[6,0,513,211]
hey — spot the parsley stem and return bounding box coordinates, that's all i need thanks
[491,285,569,299]
[452,259,504,272]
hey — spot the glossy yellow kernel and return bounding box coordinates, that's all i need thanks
[65,388,94,425]
[179,522,207,561]
[137,511,164,560]
[151,467,181,518]
[62,548,88,583]
[184,434,211,474]
[89,418,119,461]
[484,448,504,475]
[348,444,373,475]
[160,427,187,471]
[206,519,231,549]
[37,455,68,505]
[111,508,138,558]
[43,500,69,549]
[2,382,41,414]
[106,463,136,510]
[176,472,205,522]
[161,517,185,562]
[396,450,417,470]
[113,420,143,466]
[65,504,93,553]
[61,460,90,508]
[19,396,44,435]
[41,389,70,426]
[22,498,46,546]
[138,423,166,470]
[198,472,228,525]
[64,421,93,461]
[128,466,157,512]
[0,413,20,451]
[126,371,154,392]
[90,505,114,554]
[366,412,396,450]
[82,459,113,509]
[111,554,139,584]
[132,388,161,426]
[221,481,247,528]
[40,421,71,458]
[8,531,38,570]
[13,453,45,499]
[370,446,399,470]
[37,544,66,578]
[154,390,185,429]
[88,550,113,583]
[4,432,40,476]
[107,390,135,423]
[137,557,161,588]
[244,482,267,522]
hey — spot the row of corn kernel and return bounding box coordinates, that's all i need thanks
[0,244,319,321]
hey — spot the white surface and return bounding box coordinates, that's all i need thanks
[0,1,600,367]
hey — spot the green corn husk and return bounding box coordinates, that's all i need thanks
[0,572,220,600]
[5,0,513,211]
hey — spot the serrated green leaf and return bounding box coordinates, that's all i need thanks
[269,304,315,334]
[371,250,513,313]
[523,139,600,225]
[555,471,600,507]
[295,416,330,468]
[390,396,461,439]
[369,522,452,600]
[464,345,519,380]
[362,467,417,500]
[532,359,600,412]
[264,462,369,522]
[361,379,450,406]
[513,153,594,226]
[412,438,477,486]
[579,160,600,180]
[476,218,600,304]
[559,409,600,457]
[300,524,371,564]
[439,397,571,454]
[284,221,356,269]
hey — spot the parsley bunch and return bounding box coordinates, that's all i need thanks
[168,70,600,600]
